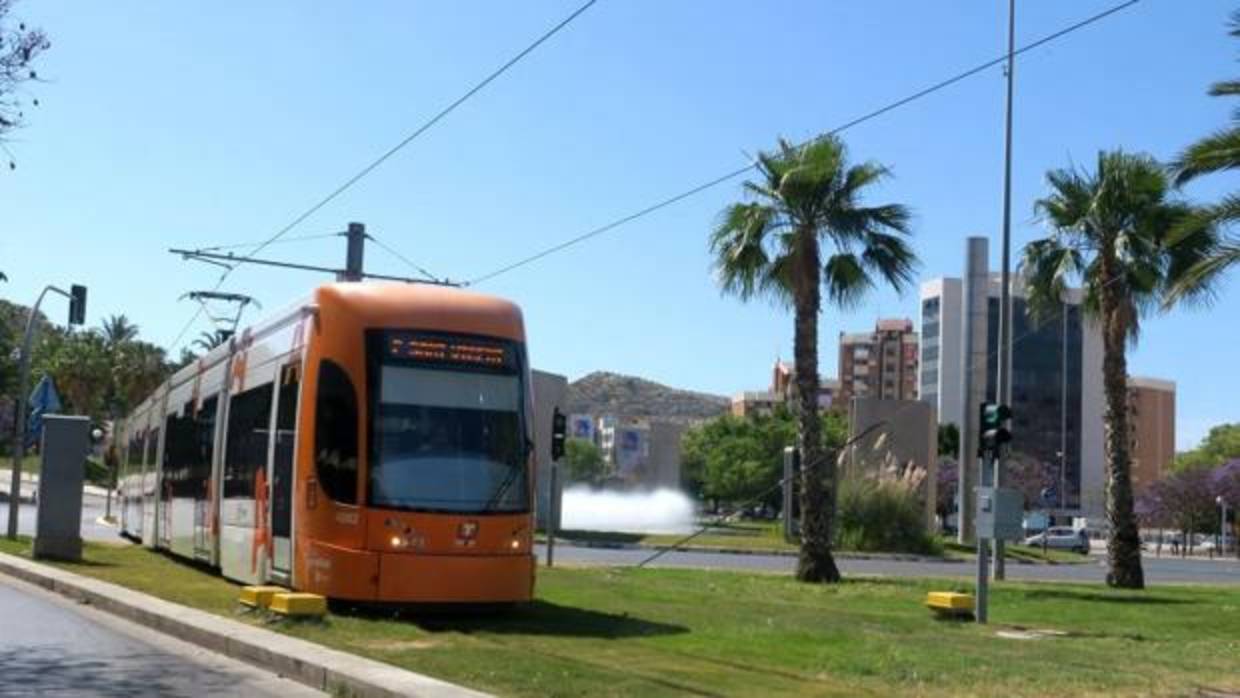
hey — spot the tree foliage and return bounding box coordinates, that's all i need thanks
[563,439,605,486]
[1166,10,1240,302]
[682,409,845,511]
[936,422,959,458]
[0,0,50,167]
[1173,423,1240,472]
[0,301,174,436]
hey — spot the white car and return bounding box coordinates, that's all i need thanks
[1023,527,1090,554]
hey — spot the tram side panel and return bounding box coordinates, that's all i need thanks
[218,316,304,586]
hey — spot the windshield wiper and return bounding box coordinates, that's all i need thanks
[482,462,524,512]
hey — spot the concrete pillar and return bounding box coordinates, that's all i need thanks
[958,237,989,543]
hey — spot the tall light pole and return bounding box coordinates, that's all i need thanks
[993,0,1018,581]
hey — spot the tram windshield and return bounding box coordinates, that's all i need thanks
[370,359,528,513]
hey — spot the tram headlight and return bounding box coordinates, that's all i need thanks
[509,538,521,551]
[390,535,405,548]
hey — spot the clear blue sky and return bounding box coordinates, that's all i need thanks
[3,1,1237,450]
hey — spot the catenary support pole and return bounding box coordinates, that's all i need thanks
[959,237,989,544]
[343,222,366,282]
[993,0,1017,581]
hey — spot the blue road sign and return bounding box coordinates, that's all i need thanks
[26,375,62,448]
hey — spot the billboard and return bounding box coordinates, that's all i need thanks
[569,414,595,442]
[615,426,648,477]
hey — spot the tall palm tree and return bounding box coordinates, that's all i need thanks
[710,135,916,583]
[1022,150,1218,589]
[1167,10,1240,302]
[99,314,139,346]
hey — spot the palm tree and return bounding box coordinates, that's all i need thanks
[192,329,232,353]
[710,135,916,583]
[99,314,139,346]
[1167,10,1240,302]
[1022,150,1218,589]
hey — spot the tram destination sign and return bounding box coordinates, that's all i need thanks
[385,331,516,371]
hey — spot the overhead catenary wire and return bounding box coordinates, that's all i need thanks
[164,0,599,351]
[366,233,440,283]
[467,0,1141,287]
[232,0,599,273]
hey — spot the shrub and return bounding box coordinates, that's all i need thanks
[835,476,940,555]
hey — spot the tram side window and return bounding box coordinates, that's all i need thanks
[272,364,300,538]
[127,432,144,469]
[145,428,160,467]
[164,412,197,497]
[224,384,274,499]
[196,396,218,487]
[315,359,358,504]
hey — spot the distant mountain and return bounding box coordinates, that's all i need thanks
[565,371,729,423]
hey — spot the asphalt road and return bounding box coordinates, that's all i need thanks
[543,543,1240,585]
[0,574,321,697]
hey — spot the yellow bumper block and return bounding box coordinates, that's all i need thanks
[269,592,327,617]
[926,591,974,616]
[239,585,287,609]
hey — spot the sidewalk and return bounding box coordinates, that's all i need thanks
[0,551,488,698]
[0,467,111,502]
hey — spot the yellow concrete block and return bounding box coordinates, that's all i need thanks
[239,585,287,609]
[269,592,327,617]
[925,591,974,614]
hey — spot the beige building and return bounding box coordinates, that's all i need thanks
[1128,376,1176,494]
[838,318,919,405]
[734,361,842,418]
[731,391,780,418]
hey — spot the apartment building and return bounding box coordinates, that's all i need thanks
[838,319,919,405]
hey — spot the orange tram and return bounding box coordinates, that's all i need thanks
[117,282,539,604]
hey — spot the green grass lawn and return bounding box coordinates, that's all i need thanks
[550,522,1085,564]
[2,537,1235,696]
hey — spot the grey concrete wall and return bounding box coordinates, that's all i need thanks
[846,398,938,528]
[531,370,568,531]
[648,421,686,490]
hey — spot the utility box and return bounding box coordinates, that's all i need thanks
[33,414,89,562]
[974,486,1024,542]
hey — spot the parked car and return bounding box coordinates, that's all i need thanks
[1023,526,1090,554]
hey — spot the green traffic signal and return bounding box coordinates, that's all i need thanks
[978,402,1012,456]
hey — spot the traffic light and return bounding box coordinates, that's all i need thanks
[68,284,87,325]
[551,408,567,461]
[978,402,1012,458]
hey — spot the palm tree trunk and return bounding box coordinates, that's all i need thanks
[1099,246,1145,589]
[793,230,841,583]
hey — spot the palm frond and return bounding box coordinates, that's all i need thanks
[1170,126,1240,185]
[1208,79,1240,97]
[822,253,873,308]
[710,202,781,302]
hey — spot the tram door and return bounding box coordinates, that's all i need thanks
[193,396,219,561]
[270,364,300,576]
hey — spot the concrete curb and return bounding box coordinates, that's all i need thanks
[0,552,490,698]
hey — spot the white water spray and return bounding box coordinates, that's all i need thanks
[560,486,696,534]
